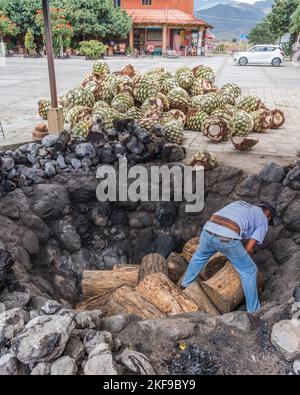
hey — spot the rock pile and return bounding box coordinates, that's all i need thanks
[0,126,185,194]
[0,303,155,375]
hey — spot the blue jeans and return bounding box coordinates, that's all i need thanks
[181,230,261,313]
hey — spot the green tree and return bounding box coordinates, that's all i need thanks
[290,2,300,34]
[0,14,19,55]
[24,28,36,56]
[36,7,73,57]
[2,0,41,35]
[267,0,298,40]
[65,0,132,40]
[249,20,277,45]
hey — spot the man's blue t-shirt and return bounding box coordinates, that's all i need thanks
[204,201,269,244]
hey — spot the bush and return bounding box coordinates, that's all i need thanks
[24,29,36,56]
[79,40,107,59]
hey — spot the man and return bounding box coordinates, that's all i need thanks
[181,201,277,313]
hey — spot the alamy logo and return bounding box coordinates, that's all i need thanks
[96,158,205,213]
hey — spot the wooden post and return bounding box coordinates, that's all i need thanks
[42,0,64,134]
[129,29,134,49]
[201,28,207,56]
[162,25,168,56]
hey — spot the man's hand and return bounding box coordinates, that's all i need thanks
[245,239,257,256]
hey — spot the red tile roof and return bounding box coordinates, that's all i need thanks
[126,9,213,28]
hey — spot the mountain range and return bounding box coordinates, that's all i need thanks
[195,0,274,40]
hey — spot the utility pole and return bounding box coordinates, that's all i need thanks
[42,0,64,134]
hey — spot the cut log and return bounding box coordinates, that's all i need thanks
[138,253,168,283]
[82,268,139,299]
[76,291,113,312]
[167,252,188,283]
[113,264,140,272]
[136,272,199,316]
[183,282,221,316]
[200,252,227,281]
[182,237,199,262]
[105,286,166,319]
[201,261,264,314]
[180,249,227,283]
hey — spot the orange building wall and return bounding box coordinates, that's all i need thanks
[121,0,194,15]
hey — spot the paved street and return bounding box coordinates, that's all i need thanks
[0,55,300,159]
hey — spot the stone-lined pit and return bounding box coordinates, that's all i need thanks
[0,138,300,375]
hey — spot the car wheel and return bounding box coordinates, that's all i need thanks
[239,57,248,66]
[272,58,281,67]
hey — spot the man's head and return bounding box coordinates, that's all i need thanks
[258,203,277,226]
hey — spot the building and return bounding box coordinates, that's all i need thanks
[114,0,213,56]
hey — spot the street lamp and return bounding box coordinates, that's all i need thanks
[41,0,64,134]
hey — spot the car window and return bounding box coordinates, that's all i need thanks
[250,47,260,52]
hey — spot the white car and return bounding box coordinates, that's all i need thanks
[234,45,284,67]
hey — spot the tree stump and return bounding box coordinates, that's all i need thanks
[105,286,166,319]
[182,237,199,262]
[138,254,168,283]
[183,282,220,316]
[200,261,264,314]
[82,268,139,299]
[167,252,188,283]
[136,272,199,316]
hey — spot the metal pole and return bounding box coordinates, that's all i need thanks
[42,0,58,108]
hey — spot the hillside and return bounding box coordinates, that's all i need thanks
[196,0,274,40]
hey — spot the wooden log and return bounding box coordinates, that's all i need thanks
[105,286,166,319]
[76,291,113,312]
[113,264,140,272]
[167,252,188,283]
[200,261,264,314]
[200,252,227,281]
[136,272,199,316]
[183,282,221,316]
[181,237,199,262]
[138,254,168,283]
[82,268,139,299]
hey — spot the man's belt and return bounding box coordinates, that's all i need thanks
[209,215,241,235]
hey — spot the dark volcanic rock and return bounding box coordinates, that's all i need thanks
[0,250,14,292]
[235,174,261,198]
[31,184,71,220]
[259,162,285,183]
[283,166,300,190]
[293,284,300,302]
[145,235,177,258]
[272,239,298,265]
[52,220,81,253]
[283,198,300,232]
[66,176,98,202]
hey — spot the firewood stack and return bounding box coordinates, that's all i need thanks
[77,239,264,318]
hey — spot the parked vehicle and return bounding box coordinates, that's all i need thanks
[234,45,285,67]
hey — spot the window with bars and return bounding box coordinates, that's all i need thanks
[142,0,152,5]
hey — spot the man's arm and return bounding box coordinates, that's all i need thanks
[245,239,257,256]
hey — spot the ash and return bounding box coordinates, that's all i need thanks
[166,344,220,375]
